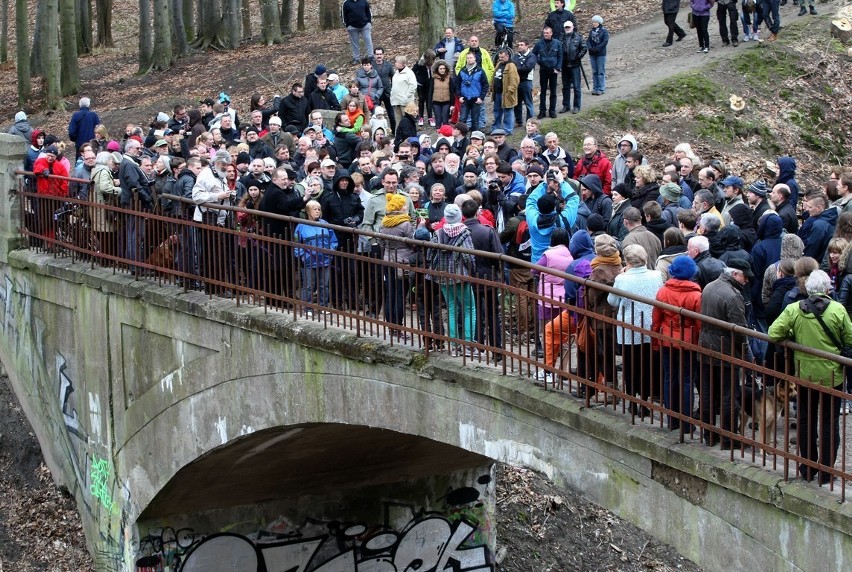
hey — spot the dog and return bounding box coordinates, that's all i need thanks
[145,233,178,273]
[740,379,797,445]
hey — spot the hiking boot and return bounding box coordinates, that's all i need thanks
[537,112,546,119]
[767,33,777,42]
[548,111,557,118]
[676,32,686,41]
[572,108,580,114]
[732,38,739,47]
[559,106,570,114]
[809,5,817,14]
[662,41,673,47]
[798,6,807,15]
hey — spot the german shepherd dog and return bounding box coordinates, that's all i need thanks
[740,380,797,445]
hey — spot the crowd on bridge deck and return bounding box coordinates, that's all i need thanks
[7,0,851,487]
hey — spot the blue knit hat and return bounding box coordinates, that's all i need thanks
[669,255,697,280]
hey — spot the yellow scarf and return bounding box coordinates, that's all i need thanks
[383,212,410,228]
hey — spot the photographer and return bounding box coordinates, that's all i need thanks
[525,167,580,264]
[192,150,238,296]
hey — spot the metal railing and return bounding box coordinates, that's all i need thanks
[14,171,852,498]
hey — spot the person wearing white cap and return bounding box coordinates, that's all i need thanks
[587,15,609,95]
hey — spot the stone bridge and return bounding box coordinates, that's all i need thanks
[0,134,849,572]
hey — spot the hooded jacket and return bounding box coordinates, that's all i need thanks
[769,294,852,387]
[574,150,613,195]
[320,175,365,230]
[612,134,638,187]
[653,277,702,346]
[798,206,838,262]
[581,174,612,222]
[563,231,595,303]
[776,156,801,208]
[526,181,580,263]
[762,233,805,305]
[750,213,783,317]
[8,113,33,143]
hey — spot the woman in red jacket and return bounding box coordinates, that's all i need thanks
[652,255,702,433]
[32,144,70,197]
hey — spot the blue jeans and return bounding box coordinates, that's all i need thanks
[492,94,514,134]
[514,79,533,124]
[300,264,330,308]
[460,100,483,131]
[346,23,373,60]
[561,65,582,111]
[589,54,606,93]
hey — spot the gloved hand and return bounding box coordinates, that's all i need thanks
[41,169,50,177]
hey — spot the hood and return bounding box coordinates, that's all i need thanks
[799,294,832,317]
[568,230,595,259]
[31,129,42,147]
[776,156,797,183]
[666,278,702,293]
[781,233,804,259]
[717,226,743,252]
[91,163,111,177]
[333,174,355,194]
[432,59,451,75]
[618,134,638,155]
[818,205,839,226]
[15,111,27,122]
[756,212,783,240]
[579,174,603,196]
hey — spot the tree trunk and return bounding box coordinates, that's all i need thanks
[394,0,416,18]
[223,0,240,48]
[42,0,62,109]
[77,0,93,54]
[182,0,194,41]
[30,0,48,76]
[319,0,339,30]
[15,0,30,106]
[138,0,153,72]
[280,0,292,35]
[1,0,8,63]
[260,0,281,44]
[420,0,454,55]
[60,0,80,96]
[151,0,173,70]
[241,0,251,39]
[296,0,305,31]
[454,0,482,21]
[191,0,228,50]
[95,0,114,47]
[171,0,190,56]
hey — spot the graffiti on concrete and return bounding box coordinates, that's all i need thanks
[176,514,492,572]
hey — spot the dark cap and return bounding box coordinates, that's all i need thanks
[236,152,251,165]
[200,97,215,106]
[726,257,754,278]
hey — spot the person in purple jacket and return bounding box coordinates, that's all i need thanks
[691,0,714,53]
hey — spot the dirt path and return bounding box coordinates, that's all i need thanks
[565,1,833,113]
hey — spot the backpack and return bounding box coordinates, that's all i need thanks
[507,216,532,262]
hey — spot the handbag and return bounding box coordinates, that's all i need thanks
[688,12,696,29]
[576,316,596,354]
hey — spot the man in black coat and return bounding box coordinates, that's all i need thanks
[320,174,365,308]
[309,78,342,113]
[258,168,311,302]
[278,83,309,135]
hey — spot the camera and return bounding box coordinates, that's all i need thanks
[546,171,558,181]
[487,181,501,192]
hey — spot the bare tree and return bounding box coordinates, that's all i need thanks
[279,0,292,35]
[420,0,454,55]
[319,0,340,30]
[42,0,63,110]
[60,0,80,95]
[95,0,114,47]
[30,0,48,76]
[454,0,482,21]
[139,0,153,72]
[151,0,173,70]
[1,0,8,63]
[296,0,305,31]
[171,0,190,56]
[241,0,251,40]
[192,0,229,50]
[223,0,240,48]
[260,0,282,45]
[15,0,30,106]
[394,0,416,18]
[77,0,93,54]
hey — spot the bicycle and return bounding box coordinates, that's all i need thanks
[54,202,101,253]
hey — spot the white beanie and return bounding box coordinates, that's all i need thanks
[156,112,170,123]
[592,15,604,25]
[14,111,27,122]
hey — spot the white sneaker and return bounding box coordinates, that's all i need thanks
[743,33,750,42]
[417,117,424,127]
[535,370,553,382]
[429,118,436,127]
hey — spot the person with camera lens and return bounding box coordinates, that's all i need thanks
[192,151,237,296]
[455,53,490,133]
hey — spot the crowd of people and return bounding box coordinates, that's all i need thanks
[7,0,851,485]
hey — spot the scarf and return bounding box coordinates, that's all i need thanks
[590,253,621,269]
[382,211,410,228]
[442,222,467,238]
